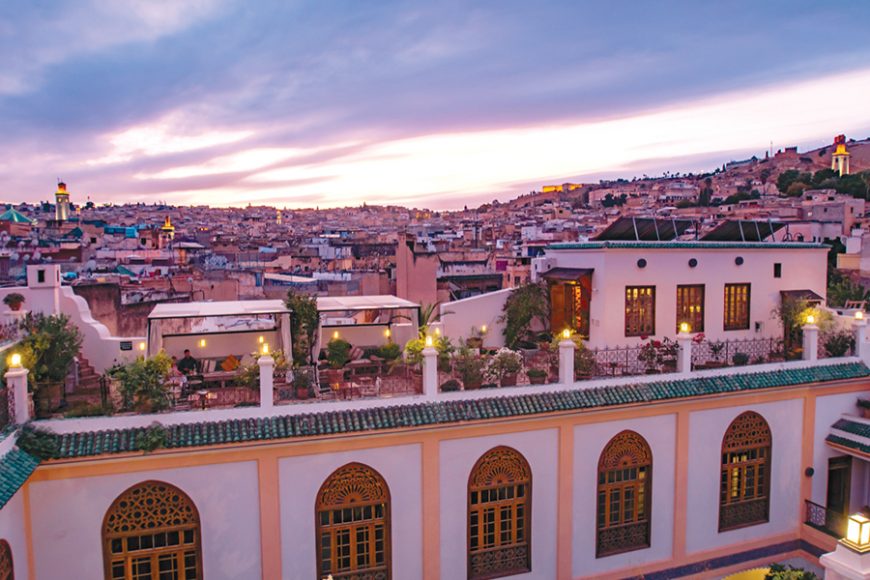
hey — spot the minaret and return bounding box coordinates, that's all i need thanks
[276,209,283,225]
[55,181,70,222]
[832,134,851,176]
[158,216,175,249]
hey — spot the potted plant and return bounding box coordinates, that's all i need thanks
[3,293,25,312]
[485,348,523,387]
[294,371,311,400]
[527,368,548,385]
[324,337,351,385]
[440,379,461,392]
[455,347,484,390]
[823,330,855,358]
[731,352,750,366]
[706,340,726,368]
[638,339,662,374]
[466,327,484,350]
[536,331,553,351]
[574,341,597,379]
[659,337,679,372]
[436,336,455,373]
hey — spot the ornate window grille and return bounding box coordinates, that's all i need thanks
[596,431,652,558]
[316,463,391,580]
[676,285,705,333]
[102,481,202,580]
[0,540,12,580]
[719,411,771,531]
[723,283,751,330]
[468,446,532,580]
[625,286,656,337]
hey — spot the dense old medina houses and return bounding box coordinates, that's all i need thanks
[1,238,870,579]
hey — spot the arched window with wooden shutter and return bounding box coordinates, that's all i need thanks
[719,411,772,531]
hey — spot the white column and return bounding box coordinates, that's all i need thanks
[258,354,274,410]
[559,339,575,385]
[803,323,819,361]
[422,346,438,397]
[854,317,869,364]
[4,366,31,424]
[676,332,693,374]
[280,313,292,360]
[820,544,870,579]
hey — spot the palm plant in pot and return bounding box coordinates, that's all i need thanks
[324,337,351,385]
[3,293,25,312]
[527,367,548,385]
[485,348,523,387]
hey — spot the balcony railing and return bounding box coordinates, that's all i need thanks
[805,499,848,538]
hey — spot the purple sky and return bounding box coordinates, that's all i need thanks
[3,1,870,209]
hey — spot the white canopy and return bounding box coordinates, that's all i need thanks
[149,299,291,320]
[316,295,419,312]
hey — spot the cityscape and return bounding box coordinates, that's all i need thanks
[2,2,870,580]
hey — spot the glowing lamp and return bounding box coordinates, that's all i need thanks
[258,335,265,344]
[480,325,487,334]
[806,314,815,325]
[425,335,433,347]
[138,341,146,351]
[856,310,865,321]
[434,327,441,336]
[679,322,690,334]
[261,343,270,355]
[332,330,339,340]
[384,328,391,338]
[199,338,206,348]
[844,513,870,552]
[562,328,571,340]
[9,353,21,369]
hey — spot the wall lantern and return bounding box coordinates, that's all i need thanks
[138,342,146,351]
[332,330,340,340]
[843,513,870,552]
[198,338,206,348]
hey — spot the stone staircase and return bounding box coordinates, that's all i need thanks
[65,355,104,407]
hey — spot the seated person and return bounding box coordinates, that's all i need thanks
[177,349,200,376]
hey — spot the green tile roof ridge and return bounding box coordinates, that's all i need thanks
[30,361,869,461]
[0,448,40,510]
[831,417,870,439]
[826,434,870,454]
[548,241,827,250]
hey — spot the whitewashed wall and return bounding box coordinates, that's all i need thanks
[0,492,30,580]
[439,429,559,580]
[545,246,827,347]
[684,399,803,554]
[28,461,261,580]
[278,444,422,580]
[571,414,676,577]
[439,288,513,348]
[811,392,865,506]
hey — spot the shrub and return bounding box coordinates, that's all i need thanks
[377,342,402,361]
[65,402,109,418]
[440,379,461,392]
[16,425,59,459]
[285,289,319,366]
[326,338,352,369]
[455,347,485,388]
[404,337,425,366]
[484,348,523,382]
[108,352,173,412]
[732,352,749,366]
[823,329,855,357]
[500,283,549,349]
[136,423,168,453]
[527,368,547,380]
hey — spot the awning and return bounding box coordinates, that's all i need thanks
[780,289,824,304]
[541,267,594,281]
[826,416,870,460]
[316,295,419,312]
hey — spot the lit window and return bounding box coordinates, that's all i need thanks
[719,412,771,531]
[625,286,655,337]
[468,447,531,579]
[676,285,705,333]
[723,284,751,331]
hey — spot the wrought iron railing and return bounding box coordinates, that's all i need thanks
[805,499,848,538]
[692,337,782,369]
[596,520,650,557]
[587,345,650,378]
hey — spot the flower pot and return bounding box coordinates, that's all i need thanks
[296,386,309,400]
[466,337,483,349]
[862,407,870,420]
[500,373,518,387]
[8,302,22,312]
[323,369,344,385]
[528,373,547,385]
[464,379,482,390]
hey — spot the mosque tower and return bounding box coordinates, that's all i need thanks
[832,134,851,176]
[276,209,283,225]
[55,181,71,222]
[158,216,175,249]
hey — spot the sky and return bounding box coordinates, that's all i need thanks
[3,1,870,210]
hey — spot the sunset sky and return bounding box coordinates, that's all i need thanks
[3,1,870,209]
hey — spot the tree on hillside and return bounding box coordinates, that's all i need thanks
[777,170,812,194]
[836,174,869,199]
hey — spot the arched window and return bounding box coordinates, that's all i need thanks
[719,411,772,531]
[102,481,202,580]
[596,431,652,558]
[316,463,391,579]
[467,446,532,580]
[0,539,13,580]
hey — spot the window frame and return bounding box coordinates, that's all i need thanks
[723,283,751,331]
[467,446,532,580]
[676,284,705,333]
[315,463,392,580]
[718,411,772,532]
[624,286,656,337]
[595,431,653,558]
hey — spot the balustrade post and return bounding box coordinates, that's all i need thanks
[802,322,819,361]
[676,331,693,374]
[258,352,274,410]
[559,337,575,385]
[853,314,869,364]
[422,344,438,397]
[4,361,31,424]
